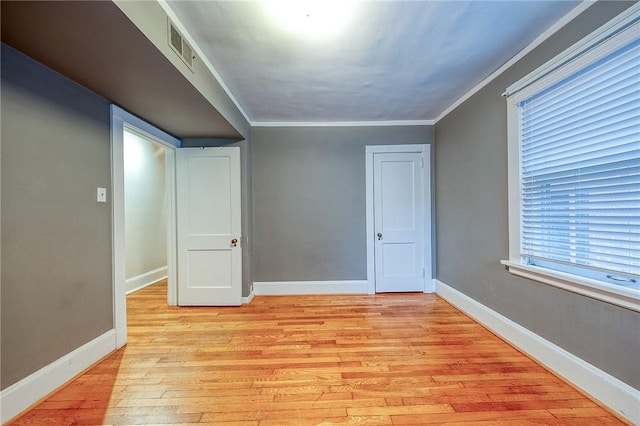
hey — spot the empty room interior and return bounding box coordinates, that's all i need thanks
[1,0,639,425]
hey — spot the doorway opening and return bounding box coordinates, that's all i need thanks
[111,105,180,348]
[123,128,168,298]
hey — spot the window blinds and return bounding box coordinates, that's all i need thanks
[518,39,640,282]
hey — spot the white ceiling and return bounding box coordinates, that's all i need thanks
[165,1,580,124]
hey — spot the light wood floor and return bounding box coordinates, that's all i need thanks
[9,280,627,425]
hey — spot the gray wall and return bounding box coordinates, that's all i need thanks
[435,1,640,389]
[252,125,434,283]
[1,44,113,389]
[124,130,167,281]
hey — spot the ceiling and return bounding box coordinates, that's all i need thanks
[1,1,583,132]
[165,0,580,124]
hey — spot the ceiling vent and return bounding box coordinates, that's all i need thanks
[168,19,195,71]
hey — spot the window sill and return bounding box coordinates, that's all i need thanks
[500,260,640,312]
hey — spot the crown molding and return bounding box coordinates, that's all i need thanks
[252,120,435,128]
[434,0,596,124]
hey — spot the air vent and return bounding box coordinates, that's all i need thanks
[168,19,195,71]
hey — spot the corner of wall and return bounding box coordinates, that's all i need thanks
[435,279,640,425]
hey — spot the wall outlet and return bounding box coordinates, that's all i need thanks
[97,187,107,203]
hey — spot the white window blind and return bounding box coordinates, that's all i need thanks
[518,38,640,288]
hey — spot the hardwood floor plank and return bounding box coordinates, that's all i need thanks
[259,416,393,426]
[390,409,556,424]
[6,280,628,425]
[347,404,455,416]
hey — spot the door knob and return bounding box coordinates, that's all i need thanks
[377,232,383,240]
[231,238,238,247]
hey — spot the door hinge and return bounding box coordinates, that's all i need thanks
[422,268,426,278]
[420,157,424,168]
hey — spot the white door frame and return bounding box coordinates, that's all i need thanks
[365,144,433,294]
[110,105,180,348]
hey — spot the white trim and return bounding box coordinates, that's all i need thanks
[366,144,429,154]
[505,2,640,100]
[365,150,375,294]
[0,330,117,424]
[253,281,368,295]
[423,146,434,293]
[126,266,168,295]
[365,145,433,294]
[242,290,255,304]
[506,100,522,263]
[252,120,434,128]
[434,1,595,123]
[503,6,640,312]
[435,280,640,425]
[157,0,252,126]
[164,148,178,307]
[111,105,180,348]
[501,261,640,313]
[111,107,127,348]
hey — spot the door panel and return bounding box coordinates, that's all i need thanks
[186,157,231,236]
[381,161,416,230]
[382,243,417,276]
[187,250,232,289]
[374,152,424,292]
[177,147,241,306]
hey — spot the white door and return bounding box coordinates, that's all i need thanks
[374,152,425,292]
[176,147,242,306]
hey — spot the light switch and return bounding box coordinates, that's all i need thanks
[97,187,107,203]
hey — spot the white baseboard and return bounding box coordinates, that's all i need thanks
[0,329,117,424]
[242,290,255,304]
[126,266,167,294]
[435,280,640,425]
[254,280,368,295]
[115,326,128,349]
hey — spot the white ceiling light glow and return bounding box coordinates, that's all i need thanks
[263,0,358,40]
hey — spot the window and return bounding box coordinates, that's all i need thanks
[503,5,640,311]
